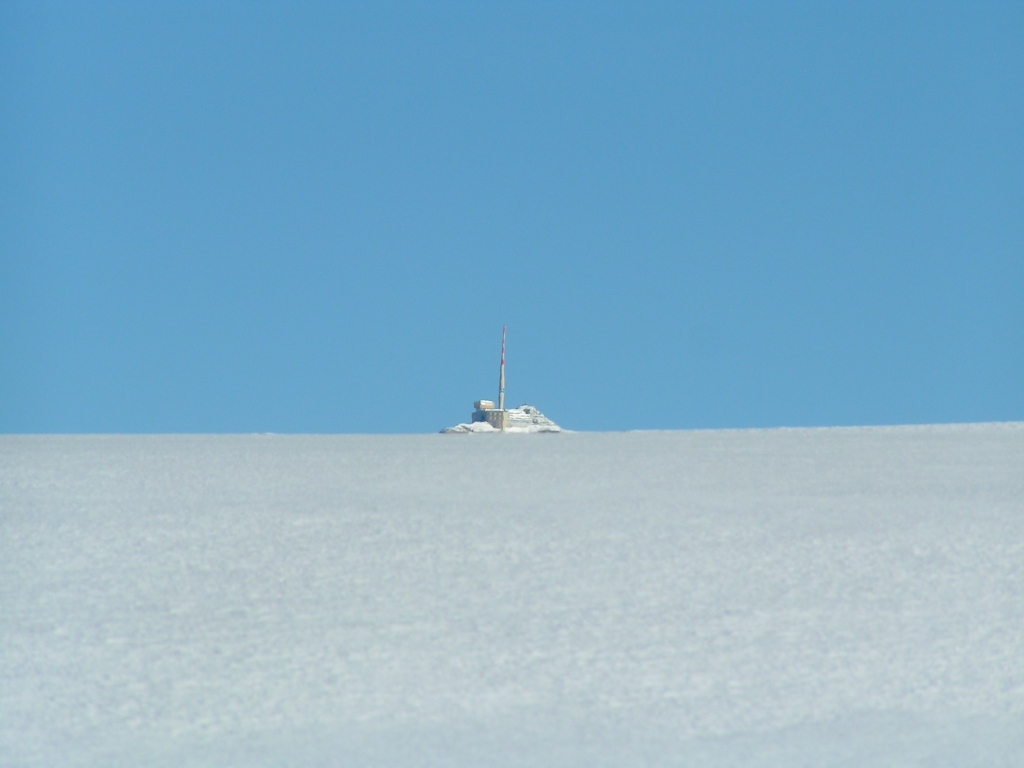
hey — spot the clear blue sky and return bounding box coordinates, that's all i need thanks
[2,2,1021,433]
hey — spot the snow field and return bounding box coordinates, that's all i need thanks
[2,424,1023,766]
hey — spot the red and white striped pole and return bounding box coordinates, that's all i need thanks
[498,325,506,412]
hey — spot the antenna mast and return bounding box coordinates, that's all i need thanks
[498,325,506,411]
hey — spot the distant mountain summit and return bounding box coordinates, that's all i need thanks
[441,326,561,434]
[442,404,561,433]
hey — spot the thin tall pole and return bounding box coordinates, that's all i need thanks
[498,325,506,412]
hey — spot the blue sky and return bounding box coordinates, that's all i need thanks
[2,2,1021,433]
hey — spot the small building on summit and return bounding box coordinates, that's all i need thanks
[470,401,559,432]
[471,399,506,430]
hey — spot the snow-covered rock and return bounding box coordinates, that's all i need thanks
[442,404,562,433]
[442,420,500,433]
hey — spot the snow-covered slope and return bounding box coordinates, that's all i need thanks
[2,424,1024,766]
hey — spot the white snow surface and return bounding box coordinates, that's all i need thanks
[441,421,561,434]
[2,423,1024,767]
